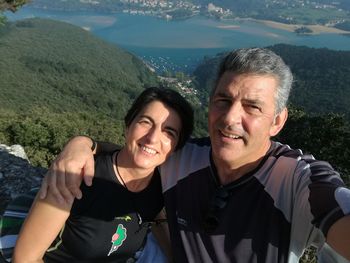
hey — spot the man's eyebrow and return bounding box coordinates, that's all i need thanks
[243,98,264,105]
[214,91,231,98]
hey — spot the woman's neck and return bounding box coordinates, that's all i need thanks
[113,149,154,192]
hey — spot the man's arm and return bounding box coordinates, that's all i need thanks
[39,136,118,203]
[326,215,350,260]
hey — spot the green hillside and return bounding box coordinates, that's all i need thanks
[193,44,350,120]
[0,18,158,119]
[192,45,350,181]
[0,18,158,166]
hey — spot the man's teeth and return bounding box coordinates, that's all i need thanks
[222,131,241,139]
[141,146,156,154]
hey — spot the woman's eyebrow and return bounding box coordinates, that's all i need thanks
[140,114,179,136]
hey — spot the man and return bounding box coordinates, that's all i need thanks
[41,48,350,262]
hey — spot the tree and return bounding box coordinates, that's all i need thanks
[0,0,30,25]
[0,0,29,12]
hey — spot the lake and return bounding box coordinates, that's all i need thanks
[6,6,350,73]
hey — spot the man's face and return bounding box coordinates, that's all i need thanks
[208,72,287,170]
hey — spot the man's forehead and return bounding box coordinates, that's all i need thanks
[216,72,277,91]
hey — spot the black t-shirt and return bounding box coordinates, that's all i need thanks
[44,151,164,263]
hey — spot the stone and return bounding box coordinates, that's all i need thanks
[0,144,46,214]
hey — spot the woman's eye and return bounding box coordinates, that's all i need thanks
[138,118,150,124]
[164,130,177,139]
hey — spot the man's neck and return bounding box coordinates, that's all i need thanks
[213,144,272,186]
[215,160,261,185]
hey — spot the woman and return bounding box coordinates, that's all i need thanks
[12,87,193,263]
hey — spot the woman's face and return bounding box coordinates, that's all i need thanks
[124,100,181,171]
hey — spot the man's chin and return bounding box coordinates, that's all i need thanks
[212,147,242,164]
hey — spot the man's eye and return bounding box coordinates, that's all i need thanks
[245,104,261,112]
[213,99,230,108]
[249,105,259,109]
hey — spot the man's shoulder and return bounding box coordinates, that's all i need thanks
[270,141,313,161]
[169,137,211,164]
[269,141,338,177]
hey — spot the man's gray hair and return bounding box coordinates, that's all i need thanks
[212,47,293,114]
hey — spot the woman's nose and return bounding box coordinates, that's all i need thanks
[145,127,161,143]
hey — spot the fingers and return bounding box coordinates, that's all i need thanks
[40,161,74,204]
[66,165,83,200]
[42,165,65,204]
[39,136,96,203]
[83,155,95,187]
[39,175,49,199]
[56,163,75,202]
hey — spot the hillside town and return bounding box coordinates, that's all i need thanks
[28,0,350,26]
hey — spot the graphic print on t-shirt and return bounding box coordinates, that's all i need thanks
[107,224,127,256]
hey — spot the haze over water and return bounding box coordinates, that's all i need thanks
[7,6,350,73]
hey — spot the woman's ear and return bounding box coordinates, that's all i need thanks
[123,126,128,139]
[269,108,288,137]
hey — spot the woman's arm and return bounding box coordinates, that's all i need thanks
[12,191,73,263]
[151,209,173,262]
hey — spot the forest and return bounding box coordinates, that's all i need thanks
[0,18,349,188]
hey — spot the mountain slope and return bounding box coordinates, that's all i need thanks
[192,44,350,120]
[0,18,158,119]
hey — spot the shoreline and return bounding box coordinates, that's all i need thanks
[247,18,350,35]
[10,7,350,35]
[216,17,350,35]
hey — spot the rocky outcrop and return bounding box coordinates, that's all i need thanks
[0,144,46,214]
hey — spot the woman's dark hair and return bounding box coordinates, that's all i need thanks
[124,87,194,150]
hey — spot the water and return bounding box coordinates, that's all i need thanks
[5,6,350,73]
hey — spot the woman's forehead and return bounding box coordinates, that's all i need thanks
[136,101,181,126]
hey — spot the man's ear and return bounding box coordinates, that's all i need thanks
[270,108,288,137]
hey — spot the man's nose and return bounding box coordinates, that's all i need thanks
[222,103,243,126]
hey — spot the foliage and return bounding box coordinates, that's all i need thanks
[1,16,349,193]
[189,0,350,25]
[0,18,158,120]
[276,108,350,185]
[193,46,350,190]
[294,26,313,34]
[0,0,29,12]
[166,9,194,20]
[0,108,124,167]
[192,44,350,121]
[0,18,160,166]
[271,44,350,120]
[334,21,350,31]
[0,0,29,25]
[299,246,317,263]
